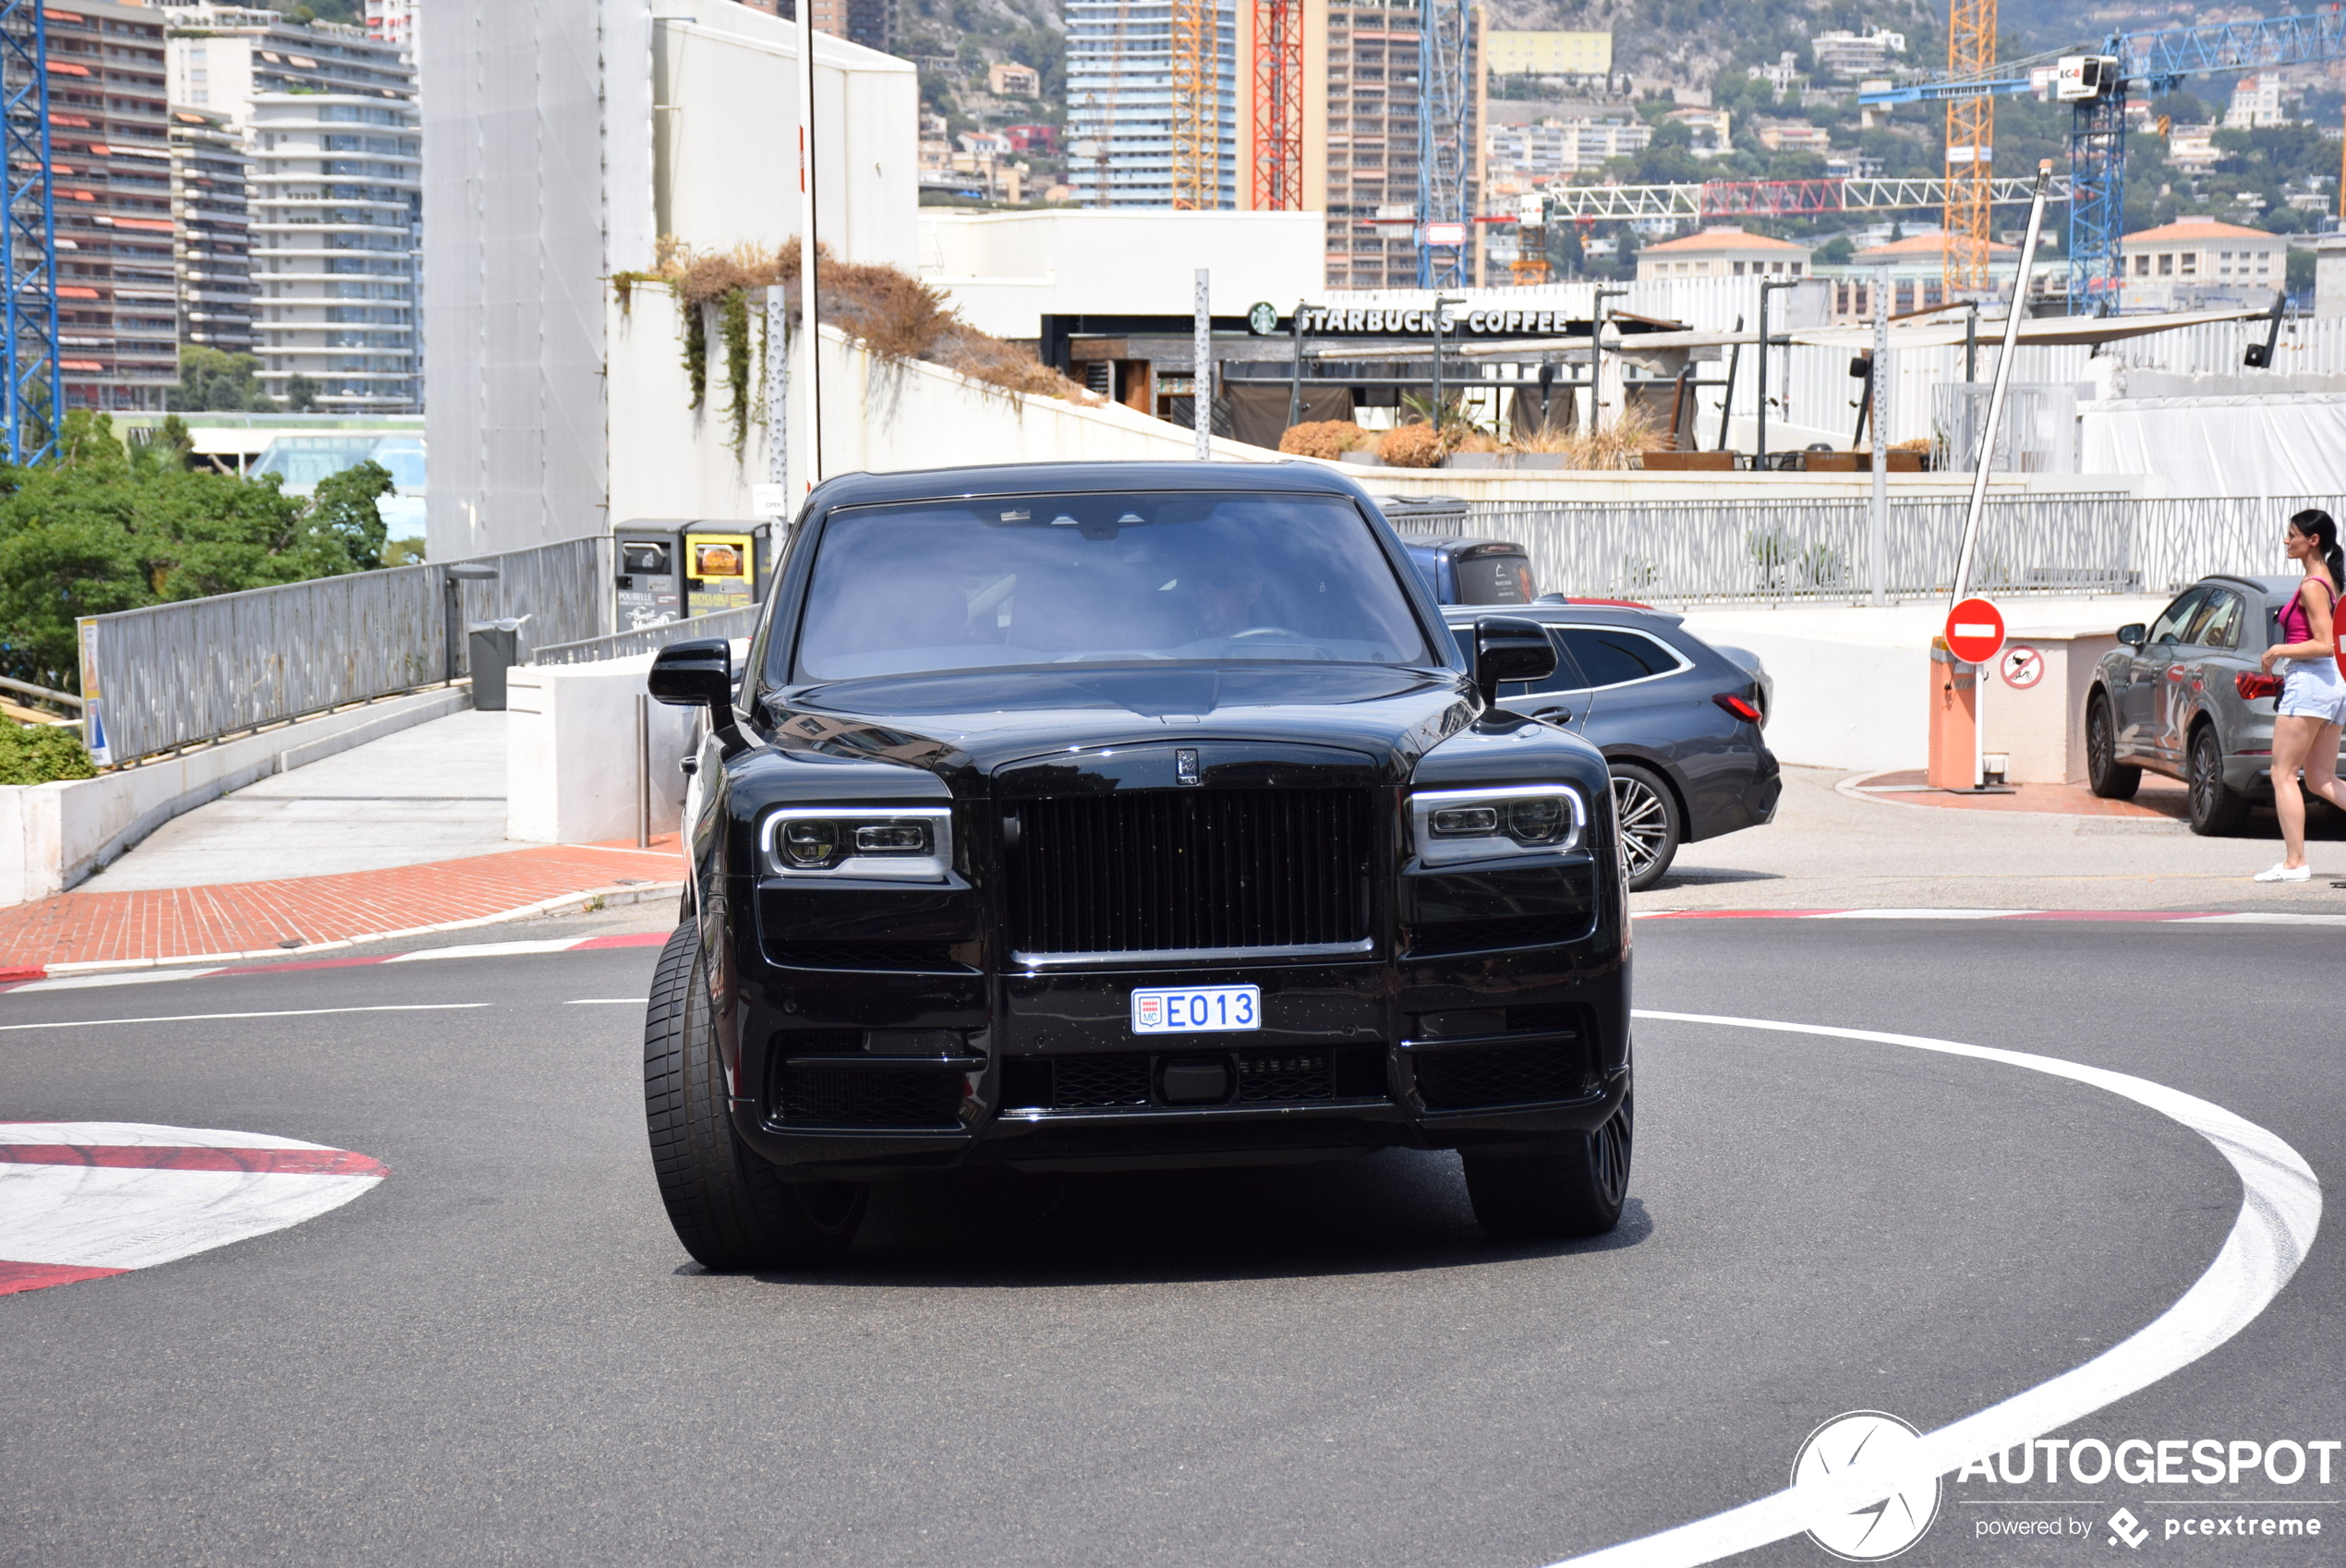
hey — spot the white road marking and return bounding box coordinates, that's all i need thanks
[0,1004,490,1032]
[383,938,605,962]
[1550,1011,2320,1568]
[0,1122,386,1283]
[8,970,227,993]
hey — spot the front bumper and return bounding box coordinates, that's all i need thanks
[727,946,1632,1181]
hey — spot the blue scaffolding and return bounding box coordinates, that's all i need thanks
[0,0,57,464]
[1414,0,1470,287]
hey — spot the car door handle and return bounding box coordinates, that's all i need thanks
[1531,705,1572,723]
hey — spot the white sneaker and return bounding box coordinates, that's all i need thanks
[2255,862,2313,882]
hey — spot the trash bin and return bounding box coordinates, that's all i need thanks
[468,618,526,711]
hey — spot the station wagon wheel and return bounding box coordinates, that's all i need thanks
[1609,764,1681,892]
[2086,693,2140,800]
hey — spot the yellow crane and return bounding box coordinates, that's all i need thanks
[1169,0,1215,208]
[1944,0,1996,296]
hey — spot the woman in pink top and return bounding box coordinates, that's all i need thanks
[2255,508,2346,882]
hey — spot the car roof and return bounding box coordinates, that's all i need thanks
[1399,536,1530,555]
[1439,602,1688,630]
[802,459,1381,511]
[2206,573,2308,604]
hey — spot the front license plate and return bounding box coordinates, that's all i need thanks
[1131,984,1262,1035]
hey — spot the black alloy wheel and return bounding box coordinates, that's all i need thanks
[644,923,868,1269]
[2086,693,2141,800]
[1610,764,1681,892]
[2187,724,2252,837]
[1464,1092,1634,1240]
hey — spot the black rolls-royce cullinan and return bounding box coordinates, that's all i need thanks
[642,461,1632,1268]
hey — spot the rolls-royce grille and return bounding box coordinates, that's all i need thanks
[1008,788,1374,958]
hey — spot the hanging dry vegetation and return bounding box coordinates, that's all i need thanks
[613,239,1095,453]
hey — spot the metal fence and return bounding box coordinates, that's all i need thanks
[81,536,611,765]
[1407,493,2328,609]
[530,604,765,667]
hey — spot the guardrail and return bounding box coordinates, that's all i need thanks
[79,536,611,766]
[529,605,765,667]
[1415,493,2328,608]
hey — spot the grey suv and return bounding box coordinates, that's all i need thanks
[2087,573,2346,834]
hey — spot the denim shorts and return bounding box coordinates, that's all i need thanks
[2279,659,2346,723]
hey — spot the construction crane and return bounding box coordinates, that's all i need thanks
[1417,0,1472,285]
[1863,9,2346,314]
[1249,0,1301,209]
[0,0,57,465]
[1944,0,1995,294]
[1525,174,2071,222]
[1168,0,1215,209]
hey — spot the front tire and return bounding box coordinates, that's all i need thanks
[2187,725,2251,837]
[1611,764,1681,891]
[1464,1094,1633,1240]
[644,922,867,1269]
[2086,693,2140,800]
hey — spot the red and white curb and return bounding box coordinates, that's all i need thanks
[0,1122,387,1296]
[0,875,682,986]
[1634,908,2346,924]
[0,929,670,995]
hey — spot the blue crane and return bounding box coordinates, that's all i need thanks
[1862,9,2346,315]
[0,0,57,464]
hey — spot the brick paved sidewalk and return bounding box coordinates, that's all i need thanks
[0,837,684,974]
[1852,769,2192,822]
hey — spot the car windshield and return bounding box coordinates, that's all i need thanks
[788,491,1433,681]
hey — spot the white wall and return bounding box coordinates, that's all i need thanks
[424,0,917,562]
[506,656,695,845]
[918,210,1324,340]
[606,289,1276,523]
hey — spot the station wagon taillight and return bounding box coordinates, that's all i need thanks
[1712,693,1763,724]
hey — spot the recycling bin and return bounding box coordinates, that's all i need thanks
[468,617,527,711]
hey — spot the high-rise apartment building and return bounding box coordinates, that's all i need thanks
[159,6,419,411]
[249,93,422,410]
[366,0,419,48]
[1309,0,1483,289]
[170,109,255,356]
[1066,0,1239,207]
[45,1,177,412]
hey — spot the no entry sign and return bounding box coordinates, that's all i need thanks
[1944,598,2006,665]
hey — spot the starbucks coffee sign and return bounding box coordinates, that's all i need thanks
[1293,304,1579,336]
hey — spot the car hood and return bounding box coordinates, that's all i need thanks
[763,662,1480,784]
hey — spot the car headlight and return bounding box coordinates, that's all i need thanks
[761,807,954,882]
[1409,785,1584,867]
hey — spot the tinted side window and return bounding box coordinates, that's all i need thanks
[1556,627,1682,688]
[2195,592,2243,649]
[2149,588,2207,645]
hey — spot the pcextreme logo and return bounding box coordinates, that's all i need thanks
[1793,1412,1941,1562]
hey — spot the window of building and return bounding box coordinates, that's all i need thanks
[2134,253,2150,276]
[1732,259,1745,275]
[2158,253,2173,275]
[2181,253,2196,274]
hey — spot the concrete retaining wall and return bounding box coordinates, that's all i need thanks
[505,655,696,846]
[0,686,470,907]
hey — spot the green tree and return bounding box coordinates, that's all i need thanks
[284,374,320,413]
[169,345,279,413]
[0,413,400,691]
[307,459,393,573]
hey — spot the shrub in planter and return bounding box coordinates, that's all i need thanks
[1375,422,1446,469]
[1278,420,1373,459]
[0,722,97,786]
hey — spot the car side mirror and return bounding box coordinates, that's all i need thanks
[2117,623,2146,648]
[1473,617,1555,706]
[648,638,741,748]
